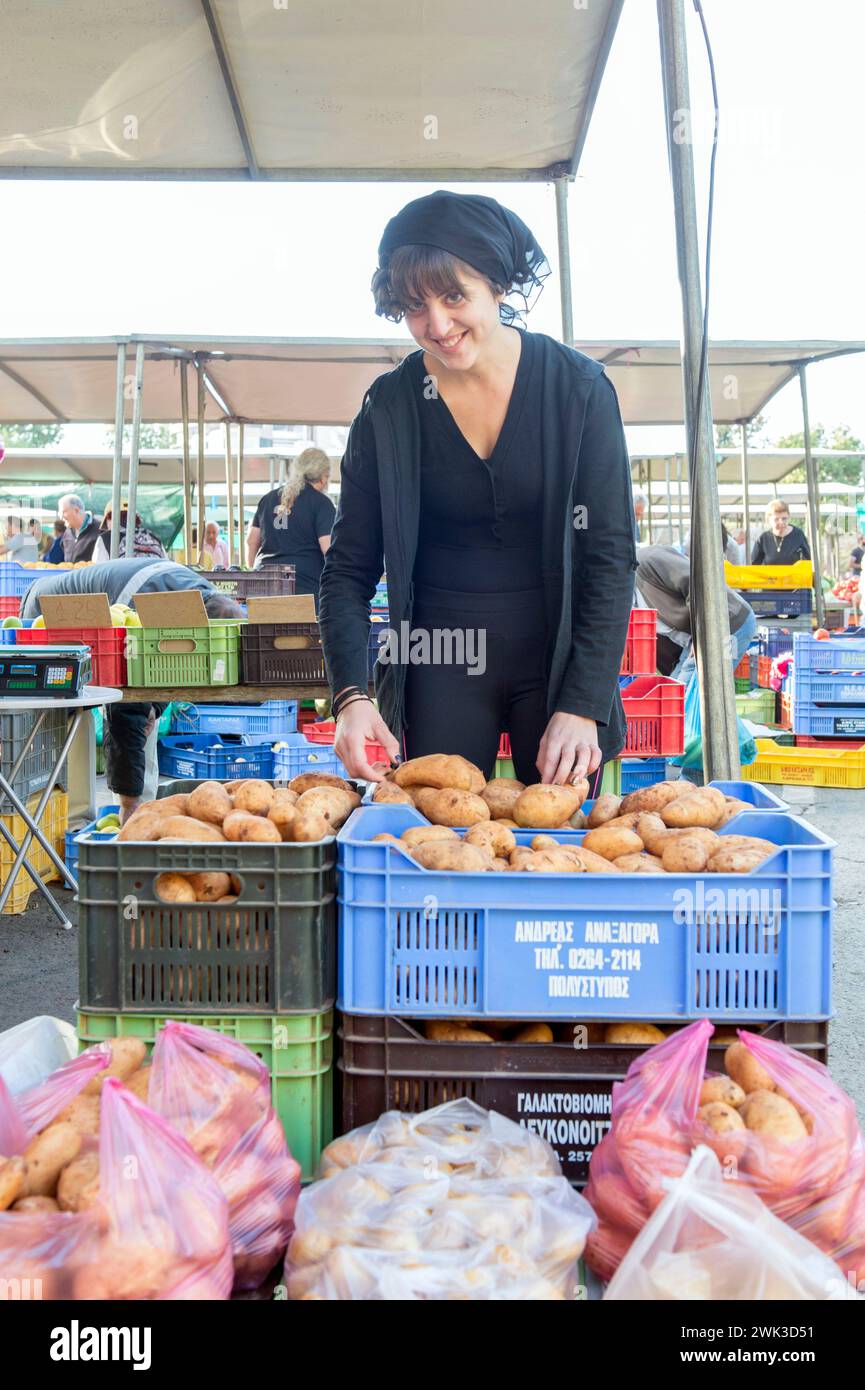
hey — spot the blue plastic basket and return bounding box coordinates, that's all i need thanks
[337,805,832,1021]
[791,706,865,738]
[158,734,276,780]
[65,804,121,879]
[793,632,865,672]
[273,738,349,783]
[0,562,35,598]
[170,699,298,738]
[743,590,812,618]
[704,779,790,811]
[0,618,35,644]
[371,581,388,609]
[758,625,805,659]
[619,757,668,793]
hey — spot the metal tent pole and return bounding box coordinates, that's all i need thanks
[237,423,246,567]
[741,425,751,563]
[180,361,194,565]
[799,363,826,627]
[224,422,235,567]
[664,455,673,546]
[646,463,654,541]
[124,343,145,558]
[677,455,685,547]
[109,342,127,559]
[196,363,206,562]
[554,176,574,346]
[657,0,738,778]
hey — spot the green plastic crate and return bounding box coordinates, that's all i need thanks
[124,620,242,688]
[736,688,777,724]
[77,1008,333,1181]
[735,676,751,693]
[600,759,622,795]
[494,757,515,779]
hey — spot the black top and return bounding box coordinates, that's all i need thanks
[849,546,863,575]
[750,526,811,565]
[252,484,336,591]
[411,331,543,592]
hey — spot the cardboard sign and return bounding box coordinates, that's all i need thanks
[134,589,210,628]
[246,595,317,623]
[39,593,113,629]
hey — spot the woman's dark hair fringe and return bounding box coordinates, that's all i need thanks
[371,245,504,323]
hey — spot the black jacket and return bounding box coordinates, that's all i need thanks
[750,526,811,566]
[318,335,637,762]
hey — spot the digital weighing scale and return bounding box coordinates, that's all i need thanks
[0,644,92,697]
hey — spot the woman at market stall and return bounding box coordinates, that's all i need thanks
[93,505,167,562]
[198,518,230,570]
[750,498,811,566]
[246,446,336,598]
[319,190,637,786]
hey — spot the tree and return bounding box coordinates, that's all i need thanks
[0,423,63,447]
[103,423,176,450]
[714,415,769,449]
[775,423,864,485]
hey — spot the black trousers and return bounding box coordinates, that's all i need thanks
[104,702,164,798]
[403,584,603,793]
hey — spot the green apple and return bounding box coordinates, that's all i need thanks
[96,814,121,831]
[1,616,22,628]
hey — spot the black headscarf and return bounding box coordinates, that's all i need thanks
[377,190,550,323]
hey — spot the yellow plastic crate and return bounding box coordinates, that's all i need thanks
[725,559,813,591]
[741,739,865,789]
[0,789,68,914]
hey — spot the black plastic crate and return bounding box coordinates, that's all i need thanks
[0,707,68,806]
[739,589,813,618]
[206,565,296,600]
[241,622,327,684]
[338,1016,828,1186]
[77,825,336,1015]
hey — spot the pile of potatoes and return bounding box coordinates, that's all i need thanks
[118,775,361,864]
[420,1021,754,1045]
[372,754,589,830]
[696,1041,812,1152]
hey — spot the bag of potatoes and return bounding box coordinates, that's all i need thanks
[585,1018,865,1286]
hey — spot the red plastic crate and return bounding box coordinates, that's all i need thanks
[734,651,750,681]
[795,734,865,749]
[498,732,512,758]
[620,608,657,676]
[757,654,774,689]
[16,626,127,687]
[620,675,685,756]
[778,692,792,730]
[0,596,20,620]
[303,720,389,767]
[297,707,318,730]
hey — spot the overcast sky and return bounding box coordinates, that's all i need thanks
[2,0,863,455]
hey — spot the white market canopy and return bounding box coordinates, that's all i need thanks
[0,447,303,489]
[0,0,621,181]
[1,336,863,428]
[632,448,865,487]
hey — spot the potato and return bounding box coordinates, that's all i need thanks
[289,772,355,796]
[186,781,234,825]
[508,847,539,871]
[411,841,490,872]
[292,810,332,842]
[739,1090,808,1143]
[523,848,584,873]
[630,812,669,854]
[223,809,282,843]
[512,1024,554,1043]
[0,1156,25,1210]
[372,782,415,805]
[725,1041,775,1095]
[414,787,490,827]
[712,834,776,855]
[715,797,753,828]
[401,825,460,847]
[150,793,191,817]
[216,895,239,904]
[268,803,298,840]
[586,794,624,828]
[83,1037,147,1095]
[55,1094,101,1137]
[619,781,695,814]
[582,826,644,861]
[707,847,773,874]
[604,1023,666,1045]
[597,812,644,832]
[661,834,716,873]
[425,1020,496,1042]
[124,1066,152,1102]
[57,1152,101,1212]
[568,809,588,830]
[493,817,520,830]
[661,787,727,828]
[393,754,477,792]
[698,1100,746,1133]
[23,1123,82,1197]
[530,834,559,851]
[186,871,231,902]
[116,810,164,842]
[153,871,196,903]
[232,780,275,816]
[12,1194,58,1214]
[512,784,585,829]
[158,815,225,843]
[464,823,517,858]
[489,857,509,872]
[452,756,487,795]
[296,786,357,827]
[700,1075,747,1109]
[272,787,299,806]
[569,847,622,874]
[481,778,525,820]
[613,852,666,874]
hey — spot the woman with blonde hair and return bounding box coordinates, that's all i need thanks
[246,447,336,597]
[751,498,810,566]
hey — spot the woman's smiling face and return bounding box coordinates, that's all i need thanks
[402,267,503,371]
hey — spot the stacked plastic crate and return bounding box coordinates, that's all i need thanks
[725,559,814,619]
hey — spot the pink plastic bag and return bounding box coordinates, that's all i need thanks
[149,1022,301,1289]
[585,1020,865,1286]
[0,1077,232,1300]
[0,1044,111,1154]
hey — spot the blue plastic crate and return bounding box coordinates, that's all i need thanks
[791,706,865,738]
[619,757,668,794]
[273,739,349,783]
[0,618,35,645]
[704,779,790,811]
[65,804,121,879]
[743,590,812,618]
[371,582,388,609]
[337,805,832,1021]
[793,631,865,673]
[158,734,276,780]
[170,699,298,738]
[0,562,35,598]
[758,626,803,659]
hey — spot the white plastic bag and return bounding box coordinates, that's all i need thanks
[0,1016,77,1096]
[604,1146,857,1301]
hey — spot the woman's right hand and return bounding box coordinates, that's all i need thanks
[334,699,401,781]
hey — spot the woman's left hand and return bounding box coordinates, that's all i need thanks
[537,713,601,785]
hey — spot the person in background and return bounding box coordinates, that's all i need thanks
[634,541,757,684]
[93,505,167,562]
[45,518,67,564]
[29,519,51,557]
[683,524,742,566]
[632,491,647,544]
[246,446,336,598]
[21,558,243,824]
[58,493,102,562]
[847,533,864,577]
[0,515,39,562]
[198,520,230,570]
[750,499,811,566]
